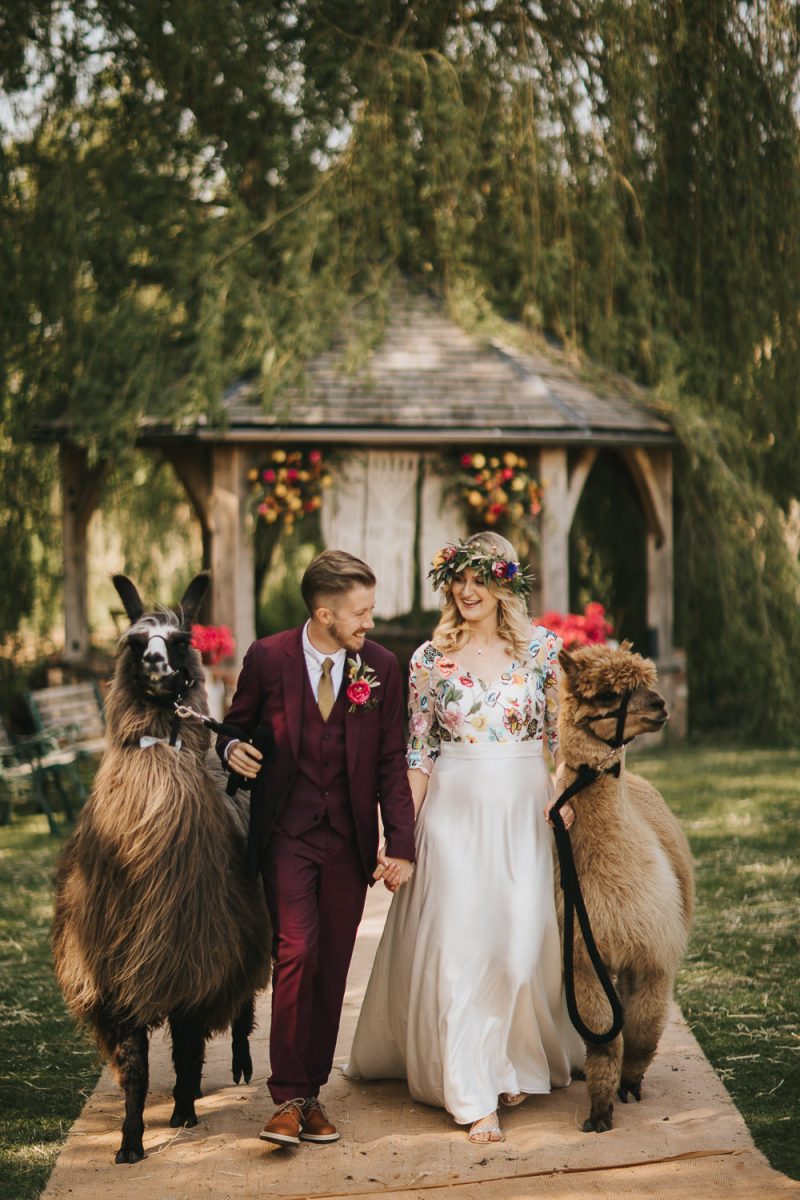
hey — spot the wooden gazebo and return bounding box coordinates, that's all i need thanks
[58,287,685,730]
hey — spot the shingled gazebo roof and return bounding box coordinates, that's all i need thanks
[210,288,674,447]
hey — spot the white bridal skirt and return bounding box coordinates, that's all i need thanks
[345,741,584,1124]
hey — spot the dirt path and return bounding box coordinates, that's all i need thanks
[42,885,798,1200]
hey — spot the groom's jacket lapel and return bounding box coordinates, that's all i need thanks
[280,627,305,765]
[345,680,362,782]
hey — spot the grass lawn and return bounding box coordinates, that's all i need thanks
[0,815,101,1200]
[634,742,800,1181]
[0,741,798,1197]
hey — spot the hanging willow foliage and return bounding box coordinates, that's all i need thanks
[2,0,800,736]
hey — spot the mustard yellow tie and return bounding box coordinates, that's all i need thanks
[318,657,335,721]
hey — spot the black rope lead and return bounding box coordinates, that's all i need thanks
[552,766,625,1045]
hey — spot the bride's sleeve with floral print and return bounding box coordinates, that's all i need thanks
[406,644,441,776]
[529,625,563,757]
[542,629,563,756]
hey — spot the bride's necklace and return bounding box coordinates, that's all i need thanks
[471,637,497,656]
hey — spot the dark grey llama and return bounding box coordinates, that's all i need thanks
[52,573,272,1163]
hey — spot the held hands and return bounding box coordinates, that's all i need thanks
[374,844,414,893]
[227,740,264,780]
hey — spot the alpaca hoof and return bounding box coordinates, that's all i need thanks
[583,1105,613,1133]
[571,1068,586,1082]
[115,1146,144,1164]
[619,1078,642,1104]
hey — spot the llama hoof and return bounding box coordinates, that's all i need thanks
[618,1078,643,1103]
[232,1052,253,1085]
[115,1146,144,1164]
[169,1107,198,1128]
[582,1105,613,1133]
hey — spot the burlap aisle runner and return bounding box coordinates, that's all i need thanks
[42,887,798,1199]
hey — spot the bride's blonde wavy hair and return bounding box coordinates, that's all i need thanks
[430,532,533,661]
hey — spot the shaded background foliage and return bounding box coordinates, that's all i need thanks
[2,0,800,737]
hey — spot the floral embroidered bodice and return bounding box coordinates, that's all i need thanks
[406,625,562,775]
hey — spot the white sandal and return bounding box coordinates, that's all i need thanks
[468,1112,504,1143]
[499,1091,526,1107]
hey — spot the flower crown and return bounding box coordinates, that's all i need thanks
[428,540,533,598]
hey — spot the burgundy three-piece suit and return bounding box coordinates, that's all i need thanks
[217,627,416,1102]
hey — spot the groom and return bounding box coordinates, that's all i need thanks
[217,549,416,1147]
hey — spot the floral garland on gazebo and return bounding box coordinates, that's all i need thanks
[452,451,544,539]
[248,448,333,529]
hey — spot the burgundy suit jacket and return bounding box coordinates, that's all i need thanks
[216,628,416,879]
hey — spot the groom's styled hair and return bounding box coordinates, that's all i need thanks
[301,550,376,615]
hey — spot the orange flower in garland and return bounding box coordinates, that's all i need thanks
[453,451,544,535]
[249,448,333,529]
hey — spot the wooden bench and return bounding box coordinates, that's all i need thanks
[25,681,107,758]
[0,719,84,834]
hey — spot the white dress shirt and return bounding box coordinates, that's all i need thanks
[302,620,347,701]
[225,623,348,763]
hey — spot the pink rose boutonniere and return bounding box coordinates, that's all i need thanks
[346,655,381,713]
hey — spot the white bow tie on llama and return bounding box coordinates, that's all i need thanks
[139,735,182,751]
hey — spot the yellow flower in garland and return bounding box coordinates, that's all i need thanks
[453,450,545,537]
[251,448,333,529]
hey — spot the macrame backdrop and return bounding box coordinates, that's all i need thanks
[322,451,418,619]
[419,460,466,610]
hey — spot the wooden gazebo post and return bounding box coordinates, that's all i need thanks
[210,445,254,668]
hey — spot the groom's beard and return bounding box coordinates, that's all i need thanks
[328,619,368,653]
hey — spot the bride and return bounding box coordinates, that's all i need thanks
[345,532,584,1143]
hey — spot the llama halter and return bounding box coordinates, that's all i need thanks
[428,540,533,598]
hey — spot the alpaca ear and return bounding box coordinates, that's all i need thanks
[178,572,210,627]
[621,639,633,652]
[558,647,579,687]
[112,575,144,624]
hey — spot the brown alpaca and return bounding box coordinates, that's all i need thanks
[555,642,694,1133]
[52,574,272,1163]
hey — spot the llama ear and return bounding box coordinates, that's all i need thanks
[112,575,144,624]
[178,572,210,627]
[558,647,580,687]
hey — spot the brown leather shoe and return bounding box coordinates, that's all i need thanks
[300,1097,340,1143]
[259,1098,305,1146]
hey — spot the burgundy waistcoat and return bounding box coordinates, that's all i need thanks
[275,666,355,839]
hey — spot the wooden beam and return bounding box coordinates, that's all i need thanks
[539,447,570,614]
[61,446,108,662]
[210,446,255,666]
[620,447,673,657]
[539,447,598,615]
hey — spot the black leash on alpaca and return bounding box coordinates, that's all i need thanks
[551,689,633,1046]
[172,680,278,879]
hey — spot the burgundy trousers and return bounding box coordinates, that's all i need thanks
[263,819,368,1102]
